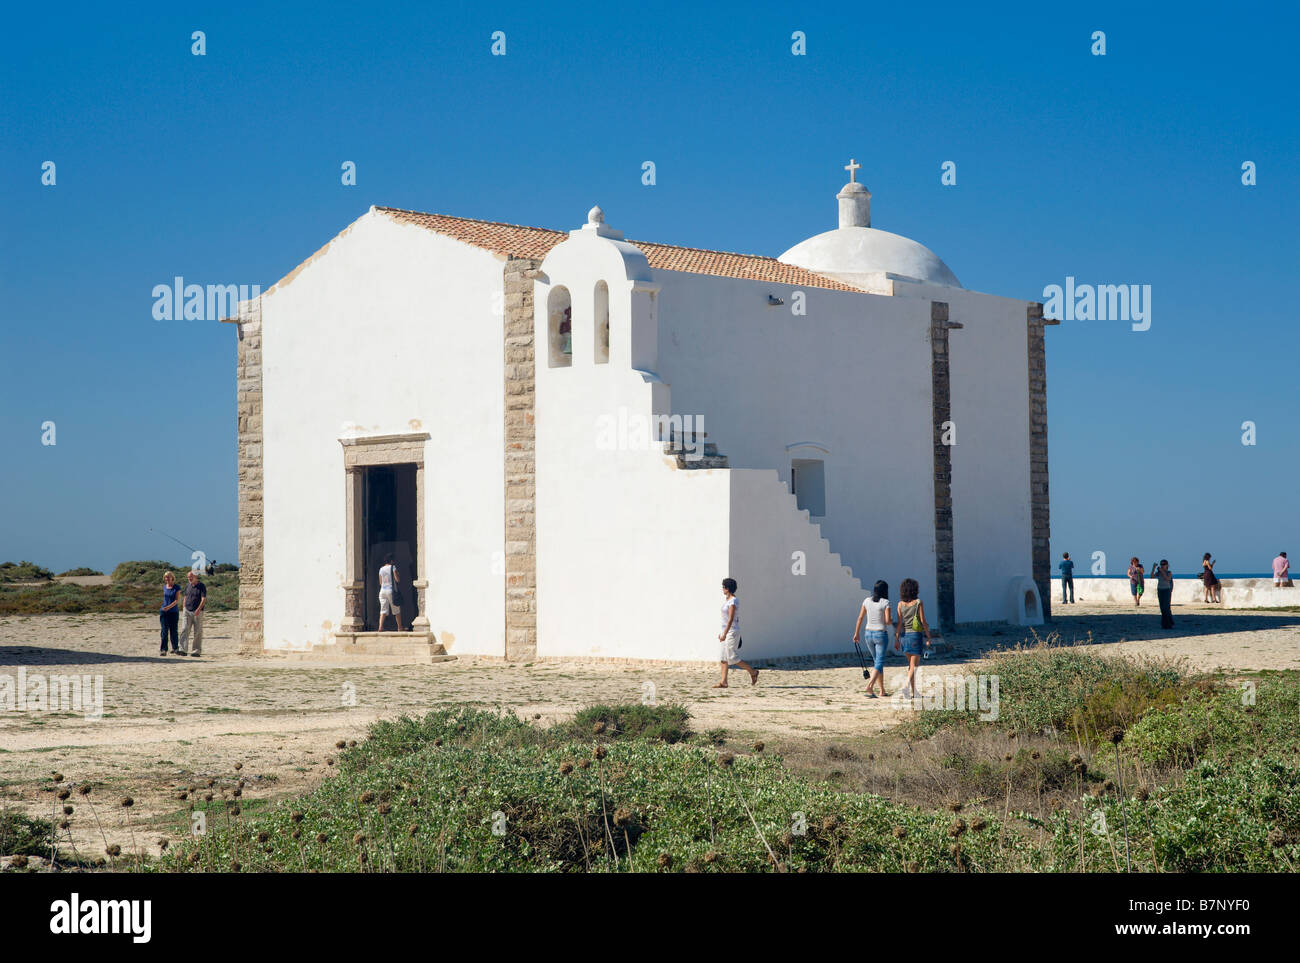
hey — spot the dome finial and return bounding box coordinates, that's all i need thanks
[587,205,605,226]
[837,159,871,228]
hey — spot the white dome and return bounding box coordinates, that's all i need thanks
[778,225,961,289]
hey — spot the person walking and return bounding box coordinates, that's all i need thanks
[1201,553,1221,603]
[378,554,403,632]
[178,569,207,657]
[1127,557,1144,607]
[159,570,182,655]
[852,580,892,698]
[893,578,931,699]
[1058,552,1075,604]
[1273,551,1291,587]
[714,578,757,688]
[1155,560,1175,629]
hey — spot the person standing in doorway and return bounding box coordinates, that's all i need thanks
[852,580,892,698]
[1127,557,1144,607]
[893,578,931,699]
[159,571,182,655]
[714,578,757,688]
[1058,552,1075,604]
[378,555,403,632]
[179,569,207,656]
[1155,560,1175,629]
[1273,551,1291,587]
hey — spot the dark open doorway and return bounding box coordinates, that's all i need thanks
[362,463,418,631]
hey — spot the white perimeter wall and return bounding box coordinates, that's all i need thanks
[260,212,506,654]
[654,272,940,621]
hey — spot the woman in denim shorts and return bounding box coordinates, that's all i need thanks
[852,580,893,698]
[893,578,932,698]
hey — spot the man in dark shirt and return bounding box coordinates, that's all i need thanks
[1058,552,1075,604]
[179,569,207,657]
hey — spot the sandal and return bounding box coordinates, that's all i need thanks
[749,668,759,686]
[712,682,728,688]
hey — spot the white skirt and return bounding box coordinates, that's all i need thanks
[720,631,741,664]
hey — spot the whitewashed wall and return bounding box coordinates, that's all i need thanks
[941,287,1035,623]
[655,272,940,622]
[534,224,872,660]
[260,212,507,654]
[1052,577,1299,609]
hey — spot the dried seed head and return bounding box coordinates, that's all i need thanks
[892,826,908,839]
[158,839,170,851]
[360,791,376,805]
[77,785,91,796]
[948,819,967,837]
[947,801,963,813]
[57,789,71,801]
[234,762,243,770]
[433,738,443,747]
[353,832,367,845]
[780,831,795,846]
[1030,751,1041,761]
[718,751,735,767]
[59,820,70,830]
[820,815,839,832]
[613,808,633,827]
[970,817,988,832]
[1136,787,1150,802]
[230,860,241,872]
[408,823,419,837]
[1267,829,1285,848]
[177,791,189,801]
[559,761,574,775]
[291,829,302,840]
[206,779,215,788]
[257,831,269,843]
[52,772,64,782]
[291,811,304,823]
[593,745,607,761]
[204,792,214,802]
[63,805,73,816]
[120,797,134,808]
[326,757,335,767]
[106,844,121,857]
[593,721,607,734]
[348,740,357,747]
[703,850,718,864]
[232,787,242,798]
[336,740,347,749]
[188,851,201,864]
[656,853,672,869]
[317,833,329,844]
[577,758,591,770]
[378,803,392,815]
[1107,727,1124,746]
[752,741,765,753]
[906,861,920,873]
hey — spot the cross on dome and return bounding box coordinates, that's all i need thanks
[844,158,861,183]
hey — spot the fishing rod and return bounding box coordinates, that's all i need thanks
[147,528,216,572]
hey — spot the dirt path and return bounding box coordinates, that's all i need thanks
[2,603,1296,856]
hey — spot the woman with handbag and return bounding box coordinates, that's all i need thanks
[893,578,931,699]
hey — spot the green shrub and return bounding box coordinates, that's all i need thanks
[0,810,53,857]
[566,704,691,744]
[0,561,54,583]
[56,567,103,577]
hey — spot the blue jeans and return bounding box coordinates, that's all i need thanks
[865,630,888,672]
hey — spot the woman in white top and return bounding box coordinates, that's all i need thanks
[714,578,758,688]
[378,554,402,632]
[852,580,893,698]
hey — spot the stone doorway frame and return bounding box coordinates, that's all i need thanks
[336,432,432,643]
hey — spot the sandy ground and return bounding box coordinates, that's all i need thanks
[2,602,1297,857]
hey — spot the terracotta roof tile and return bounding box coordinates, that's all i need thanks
[376,207,857,292]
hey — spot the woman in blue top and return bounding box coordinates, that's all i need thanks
[159,571,182,654]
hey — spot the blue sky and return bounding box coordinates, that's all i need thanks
[1,0,1296,576]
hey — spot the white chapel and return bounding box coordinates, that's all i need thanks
[225,162,1054,662]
